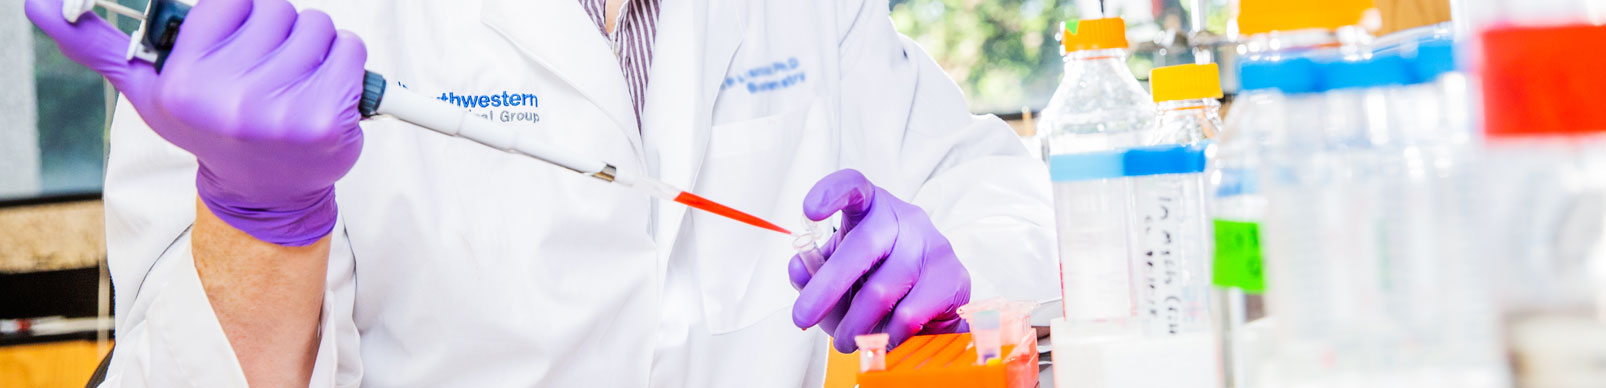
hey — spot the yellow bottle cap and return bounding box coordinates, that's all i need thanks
[1064,18,1128,52]
[1150,63,1223,102]
[1237,0,1374,36]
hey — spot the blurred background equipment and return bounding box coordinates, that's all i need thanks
[892,0,1450,115]
[2,1,139,386]
[0,194,112,388]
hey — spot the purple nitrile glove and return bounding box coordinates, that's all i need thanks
[790,169,971,353]
[27,0,365,246]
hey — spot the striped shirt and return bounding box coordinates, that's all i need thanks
[578,0,662,129]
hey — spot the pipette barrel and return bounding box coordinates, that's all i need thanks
[79,0,619,180]
[374,81,610,175]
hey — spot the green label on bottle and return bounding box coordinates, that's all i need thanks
[1212,219,1265,293]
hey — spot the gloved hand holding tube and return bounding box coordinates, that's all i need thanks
[27,0,366,246]
[790,169,973,353]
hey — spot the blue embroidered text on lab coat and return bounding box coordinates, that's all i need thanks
[437,91,540,109]
[722,57,807,94]
[388,81,543,124]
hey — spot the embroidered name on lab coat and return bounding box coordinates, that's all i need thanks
[722,57,807,94]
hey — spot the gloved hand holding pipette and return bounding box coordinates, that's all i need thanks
[40,0,799,238]
[790,169,972,353]
[26,0,366,246]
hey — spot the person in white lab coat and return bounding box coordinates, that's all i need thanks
[27,0,1058,386]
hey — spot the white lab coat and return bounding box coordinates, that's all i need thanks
[96,0,1058,386]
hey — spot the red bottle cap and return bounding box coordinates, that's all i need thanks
[1482,24,1606,138]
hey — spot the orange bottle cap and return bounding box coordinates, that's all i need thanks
[1237,0,1374,36]
[1064,18,1128,52]
[1150,63,1224,102]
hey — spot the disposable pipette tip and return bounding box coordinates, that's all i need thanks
[672,191,791,235]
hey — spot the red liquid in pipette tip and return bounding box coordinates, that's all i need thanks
[673,191,792,235]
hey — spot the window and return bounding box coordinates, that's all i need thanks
[1,5,146,201]
[890,0,1235,114]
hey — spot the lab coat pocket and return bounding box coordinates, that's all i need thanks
[694,98,837,334]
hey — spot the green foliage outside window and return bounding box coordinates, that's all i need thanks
[891,0,1082,114]
[892,0,1236,113]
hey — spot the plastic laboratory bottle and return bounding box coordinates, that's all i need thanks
[1256,51,1506,387]
[1384,40,1506,387]
[1128,63,1222,339]
[1477,24,1606,388]
[1255,57,1394,388]
[1205,2,1376,387]
[1099,63,1226,388]
[1037,17,1154,334]
[1204,59,1306,388]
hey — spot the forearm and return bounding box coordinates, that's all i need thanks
[192,198,328,388]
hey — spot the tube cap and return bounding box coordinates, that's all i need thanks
[1150,63,1224,102]
[1237,0,1374,36]
[1481,24,1606,138]
[1064,18,1128,52]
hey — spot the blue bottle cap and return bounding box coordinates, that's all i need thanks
[1238,58,1320,94]
[1319,54,1413,91]
[1410,39,1457,83]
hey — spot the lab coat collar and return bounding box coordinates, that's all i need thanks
[480,0,644,156]
[691,0,747,184]
[644,0,747,255]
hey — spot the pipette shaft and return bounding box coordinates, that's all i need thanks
[373,82,610,176]
[376,78,792,235]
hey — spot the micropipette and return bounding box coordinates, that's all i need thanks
[62,0,792,236]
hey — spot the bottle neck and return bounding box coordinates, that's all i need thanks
[1157,98,1220,113]
[1155,98,1224,141]
[1240,26,1371,61]
[1063,48,1128,63]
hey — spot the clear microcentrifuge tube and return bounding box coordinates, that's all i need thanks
[855,333,889,372]
[970,309,1002,365]
[792,218,828,275]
